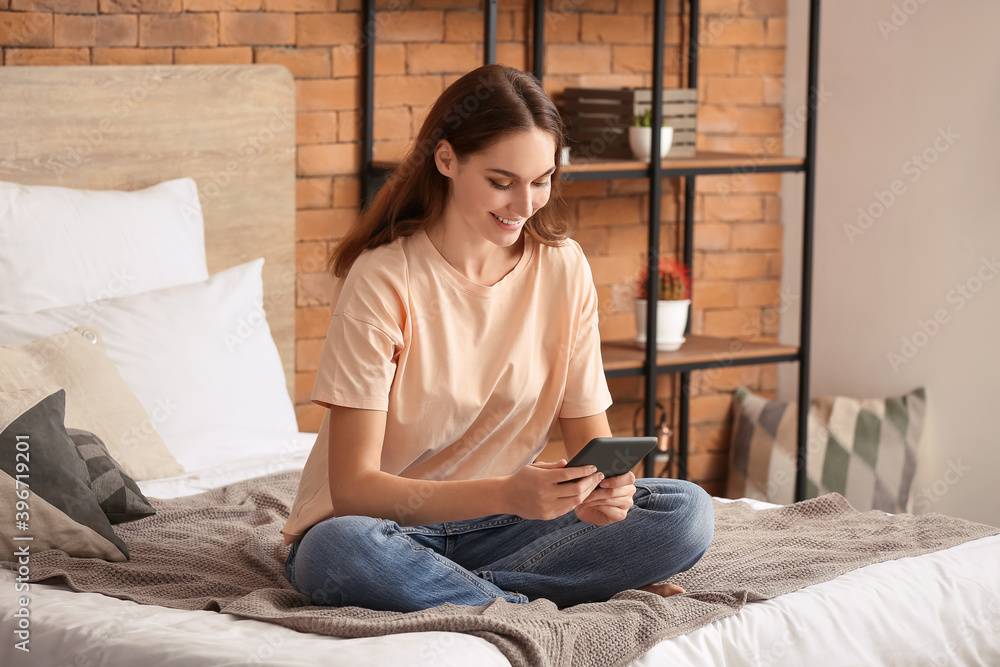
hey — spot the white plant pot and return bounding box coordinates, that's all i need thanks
[628,126,674,162]
[634,298,690,351]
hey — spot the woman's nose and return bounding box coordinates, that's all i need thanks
[510,187,533,219]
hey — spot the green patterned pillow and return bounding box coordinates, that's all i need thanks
[726,388,798,505]
[727,387,926,513]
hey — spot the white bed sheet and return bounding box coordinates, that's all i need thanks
[2,431,998,667]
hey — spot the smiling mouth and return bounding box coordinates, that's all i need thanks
[491,212,524,227]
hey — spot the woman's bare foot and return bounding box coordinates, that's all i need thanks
[638,582,686,597]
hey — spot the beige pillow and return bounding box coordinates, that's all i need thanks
[0,327,183,481]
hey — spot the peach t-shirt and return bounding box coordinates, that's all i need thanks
[281,229,613,544]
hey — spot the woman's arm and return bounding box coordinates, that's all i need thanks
[559,412,614,459]
[328,404,604,526]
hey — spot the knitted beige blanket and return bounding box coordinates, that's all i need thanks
[4,470,997,667]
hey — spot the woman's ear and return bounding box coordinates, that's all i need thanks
[434,140,457,178]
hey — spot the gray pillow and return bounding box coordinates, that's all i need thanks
[67,428,156,525]
[0,386,129,561]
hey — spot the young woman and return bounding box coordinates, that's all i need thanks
[281,64,714,613]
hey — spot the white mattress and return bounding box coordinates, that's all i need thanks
[2,431,998,667]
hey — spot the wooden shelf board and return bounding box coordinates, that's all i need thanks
[562,151,805,173]
[602,335,799,373]
[371,151,804,175]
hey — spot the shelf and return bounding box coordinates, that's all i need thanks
[361,0,820,494]
[371,151,805,182]
[602,335,799,378]
[562,152,805,180]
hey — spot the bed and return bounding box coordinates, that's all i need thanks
[1,65,998,667]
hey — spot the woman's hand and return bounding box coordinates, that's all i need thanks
[574,471,637,526]
[503,459,605,521]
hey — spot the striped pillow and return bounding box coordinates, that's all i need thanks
[66,428,156,525]
[727,387,926,513]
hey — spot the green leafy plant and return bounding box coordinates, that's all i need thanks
[633,109,671,128]
[637,257,690,301]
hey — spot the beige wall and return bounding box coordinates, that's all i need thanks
[780,0,1000,526]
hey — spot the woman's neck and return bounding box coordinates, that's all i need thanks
[424,221,524,287]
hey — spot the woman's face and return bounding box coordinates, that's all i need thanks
[436,127,556,248]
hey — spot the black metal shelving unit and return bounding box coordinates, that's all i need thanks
[361,0,821,500]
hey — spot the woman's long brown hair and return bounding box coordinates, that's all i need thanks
[327,64,570,278]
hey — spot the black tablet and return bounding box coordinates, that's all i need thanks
[557,436,658,484]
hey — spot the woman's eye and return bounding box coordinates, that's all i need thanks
[489,179,549,190]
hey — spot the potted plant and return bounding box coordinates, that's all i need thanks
[634,257,690,351]
[628,109,674,162]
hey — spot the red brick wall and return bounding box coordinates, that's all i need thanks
[1,0,788,495]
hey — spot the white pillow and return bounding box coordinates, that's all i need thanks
[0,259,298,465]
[144,427,315,477]
[0,178,208,314]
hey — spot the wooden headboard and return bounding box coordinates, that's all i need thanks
[0,65,297,397]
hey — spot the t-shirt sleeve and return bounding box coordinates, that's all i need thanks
[311,257,404,412]
[559,246,614,419]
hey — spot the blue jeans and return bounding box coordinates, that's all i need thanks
[284,478,714,612]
